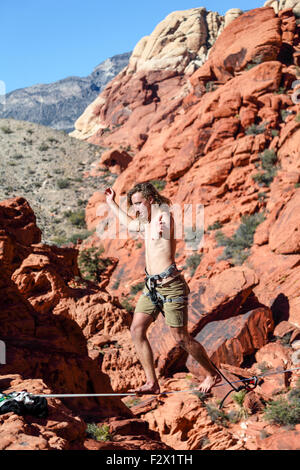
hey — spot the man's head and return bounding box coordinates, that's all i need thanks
[127,182,170,222]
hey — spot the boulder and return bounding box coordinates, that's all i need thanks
[269,190,300,254]
[148,267,259,375]
[187,306,274,376]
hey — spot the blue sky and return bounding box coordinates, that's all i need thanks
[1,0,263,93]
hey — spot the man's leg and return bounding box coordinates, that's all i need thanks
[130,311,160,393]
[169,325,221,393]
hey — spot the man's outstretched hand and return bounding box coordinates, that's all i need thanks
[105,187,115,204]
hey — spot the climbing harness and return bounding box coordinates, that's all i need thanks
[143,263,188,316]
[0,391,48,418]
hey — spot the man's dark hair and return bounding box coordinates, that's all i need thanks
[127,182,171,211]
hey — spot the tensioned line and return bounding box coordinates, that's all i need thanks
[29,366,300,398]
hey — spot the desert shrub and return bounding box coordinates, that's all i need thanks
[120,298,135,314]
[38,143,49,152]
[112,279,120,290]
[125,398,142,408]
[216,212,265,265]
[56,178,70,189]
[245,55,263,70]
[207,221,222,231]
[86,423,112,442]
[150,179,166,191]
[186,253,202,276]
[258,192,268,202]
[245,122,266,135]
[205,81,218,92]
[264,396,300,426]
[263,379,300,426]
[64,209,86,228]
[1,126,13,134]
[78,246,112,282]
[130,282,145,295]
[252,149,278,187]
[12,153,24,159]
[67,230,94,244]
[47,137,59,144]
[231,390,248,421]
[295,114,300,123]
[274,87,287,95]
[205,403,229,427]
[280,109,292,122]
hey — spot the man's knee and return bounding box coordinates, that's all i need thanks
[169,328,191,351]
[130,322,142,340]
[130,313,152,340]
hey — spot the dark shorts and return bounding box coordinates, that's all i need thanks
[134,274,190,327]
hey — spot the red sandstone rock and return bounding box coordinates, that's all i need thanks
[187,306,274,377]
[257,425,300,450]
[147,267,259,376]
[269,189,300,254]
[0,376,86,450]
[138,377,243,450]
[190,8,281,85]
[0,198,132,419]
[98,148,133,175]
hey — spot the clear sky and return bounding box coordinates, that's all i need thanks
[1,0,263,93]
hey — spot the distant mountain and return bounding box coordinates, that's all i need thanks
[0,52,131,133]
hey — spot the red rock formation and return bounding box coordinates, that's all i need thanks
[3,4,300,451]
[0,197,171,450]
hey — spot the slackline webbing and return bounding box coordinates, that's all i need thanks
[28,366,300,398]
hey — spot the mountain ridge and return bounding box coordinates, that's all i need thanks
[0,52,131,132]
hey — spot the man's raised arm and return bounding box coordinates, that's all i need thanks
[104,187,142,233]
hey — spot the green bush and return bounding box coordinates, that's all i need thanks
[252,149,278,187]
[205,81,218,92]
[47,137,59,144]
[67,230,94,244]
[38,143,50,152]
[245,123,266,135]
[216,212,265,265]
[245,55,263,70]
[205,403,229,427]
[130,282,145,295]
[112,279,120,290]
[274,87,286,95]
[12,153,24,159]
[207,221,222,231]
[78,246,112,283]
[64,209,86,228]
[86,423,112,442]
[150,179,166,191]
[125,398,142,408]
[57,178,70,189]
[1,126,13,134]
[264,379,300,426]
[120,298,135,314]
[186,253,202,276]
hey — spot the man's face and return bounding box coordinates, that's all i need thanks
[131,192,153,222]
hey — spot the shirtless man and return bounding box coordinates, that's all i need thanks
[105,182,220,394]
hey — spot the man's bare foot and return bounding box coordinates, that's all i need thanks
[198,374,222,394]
[128,382,160,395]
